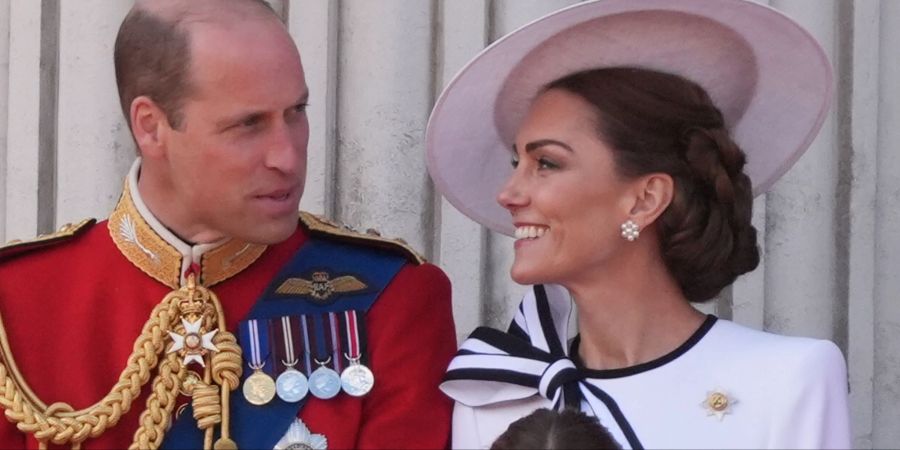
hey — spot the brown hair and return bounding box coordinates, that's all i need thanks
[545,67,760,303]
[491,408,622,450]
[113,0,277,130]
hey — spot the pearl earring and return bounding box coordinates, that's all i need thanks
[621,219,640,241]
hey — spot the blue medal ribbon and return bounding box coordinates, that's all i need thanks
[311,313,330,365]
[301,315,313,376]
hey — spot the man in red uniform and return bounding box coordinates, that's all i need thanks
[0,0,455,448]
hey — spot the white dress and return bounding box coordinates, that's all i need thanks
[441,285,850,449]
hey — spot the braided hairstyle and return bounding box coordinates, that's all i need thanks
[544,67,759,303]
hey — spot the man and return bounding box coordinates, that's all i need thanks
[0,1,455,448]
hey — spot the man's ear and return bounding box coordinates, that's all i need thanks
[130,96,170,159]
[628,173,674,227]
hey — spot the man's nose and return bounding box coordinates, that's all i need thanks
[266,119,309,174]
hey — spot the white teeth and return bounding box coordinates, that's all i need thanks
[515,225,548,240]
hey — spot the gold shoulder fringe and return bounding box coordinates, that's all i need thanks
[0,218,95,258]
[299,211,425,265]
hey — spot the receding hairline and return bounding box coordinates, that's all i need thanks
[130,0,282,31]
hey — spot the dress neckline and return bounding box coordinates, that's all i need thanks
[570,314,718,379]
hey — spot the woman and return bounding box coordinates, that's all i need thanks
[426,0,850,449]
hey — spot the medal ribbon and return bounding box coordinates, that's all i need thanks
[281,316,297,365]
[310,314,331,367]
[328,312,344,372]
[343,310,362,360]
[301,315,313,375]
[240,319,271,371]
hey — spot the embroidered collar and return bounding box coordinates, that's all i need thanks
[108,159,267,289]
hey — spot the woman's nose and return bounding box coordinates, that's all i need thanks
[497,171,528,212]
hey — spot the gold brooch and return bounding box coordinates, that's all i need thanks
[276,271,368,301]
[700,389,737,421]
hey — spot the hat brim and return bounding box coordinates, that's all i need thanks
[426,0,833,236]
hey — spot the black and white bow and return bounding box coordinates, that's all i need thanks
[441,284,644,449]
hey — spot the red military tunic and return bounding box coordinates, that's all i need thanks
[0,165,455,449]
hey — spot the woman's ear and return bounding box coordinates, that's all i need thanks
[628,173,674,226]
[130,95,170,159]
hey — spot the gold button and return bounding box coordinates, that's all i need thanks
[709,392,728,411]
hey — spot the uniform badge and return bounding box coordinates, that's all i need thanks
[167,318,219,367]
[275,271,368,302]
[700,389,738,420]
[274,418,327,450]
[241,319,277,405]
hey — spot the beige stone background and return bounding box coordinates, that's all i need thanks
[0,1,897,447]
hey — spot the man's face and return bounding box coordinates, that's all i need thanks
[159,18,309,245]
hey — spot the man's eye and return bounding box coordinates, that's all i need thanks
[286,103,309,122]
[240,116,262,128]
[510,156,520,168]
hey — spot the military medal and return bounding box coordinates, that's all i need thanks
[241,319,276,405]
[341,361,374,397]
[244,368,276,406]
[275,316,309,402]
[168,317,219,367]
[309,359,342,400]
[307,314,342,399]
[340,310,374,396]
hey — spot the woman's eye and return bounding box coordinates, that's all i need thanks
[510,156,520,168]
[538,158,559,170]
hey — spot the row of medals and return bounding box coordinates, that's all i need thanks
[243,358,375,405]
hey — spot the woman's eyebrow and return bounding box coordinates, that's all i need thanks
[524,139,574,153]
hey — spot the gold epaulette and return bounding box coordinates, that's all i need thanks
[0,218,95,261]
[299,211,426,265]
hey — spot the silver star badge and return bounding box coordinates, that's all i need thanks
[274,418,327,449]
[168,318,219,367]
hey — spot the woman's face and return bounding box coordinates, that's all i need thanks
[497,88,638,286]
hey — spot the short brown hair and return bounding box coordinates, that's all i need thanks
[491,408,622,449]
[113,0,278,130]
[545,67,760,303]
[114,7,191,129]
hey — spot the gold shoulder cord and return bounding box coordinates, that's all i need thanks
[0,275,242,450]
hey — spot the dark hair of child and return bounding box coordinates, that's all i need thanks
[490,408,622,450]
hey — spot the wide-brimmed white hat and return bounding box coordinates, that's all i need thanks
[425,0,833,236]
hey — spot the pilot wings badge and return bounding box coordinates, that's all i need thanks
[276,271,368,302]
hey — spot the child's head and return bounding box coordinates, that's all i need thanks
[491,408,621,450]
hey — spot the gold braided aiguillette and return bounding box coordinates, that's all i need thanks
[0,274,242,450]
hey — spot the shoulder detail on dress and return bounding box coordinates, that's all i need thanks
[709,319,847,370]
[298,211,425,265]
[0,218,96,261]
